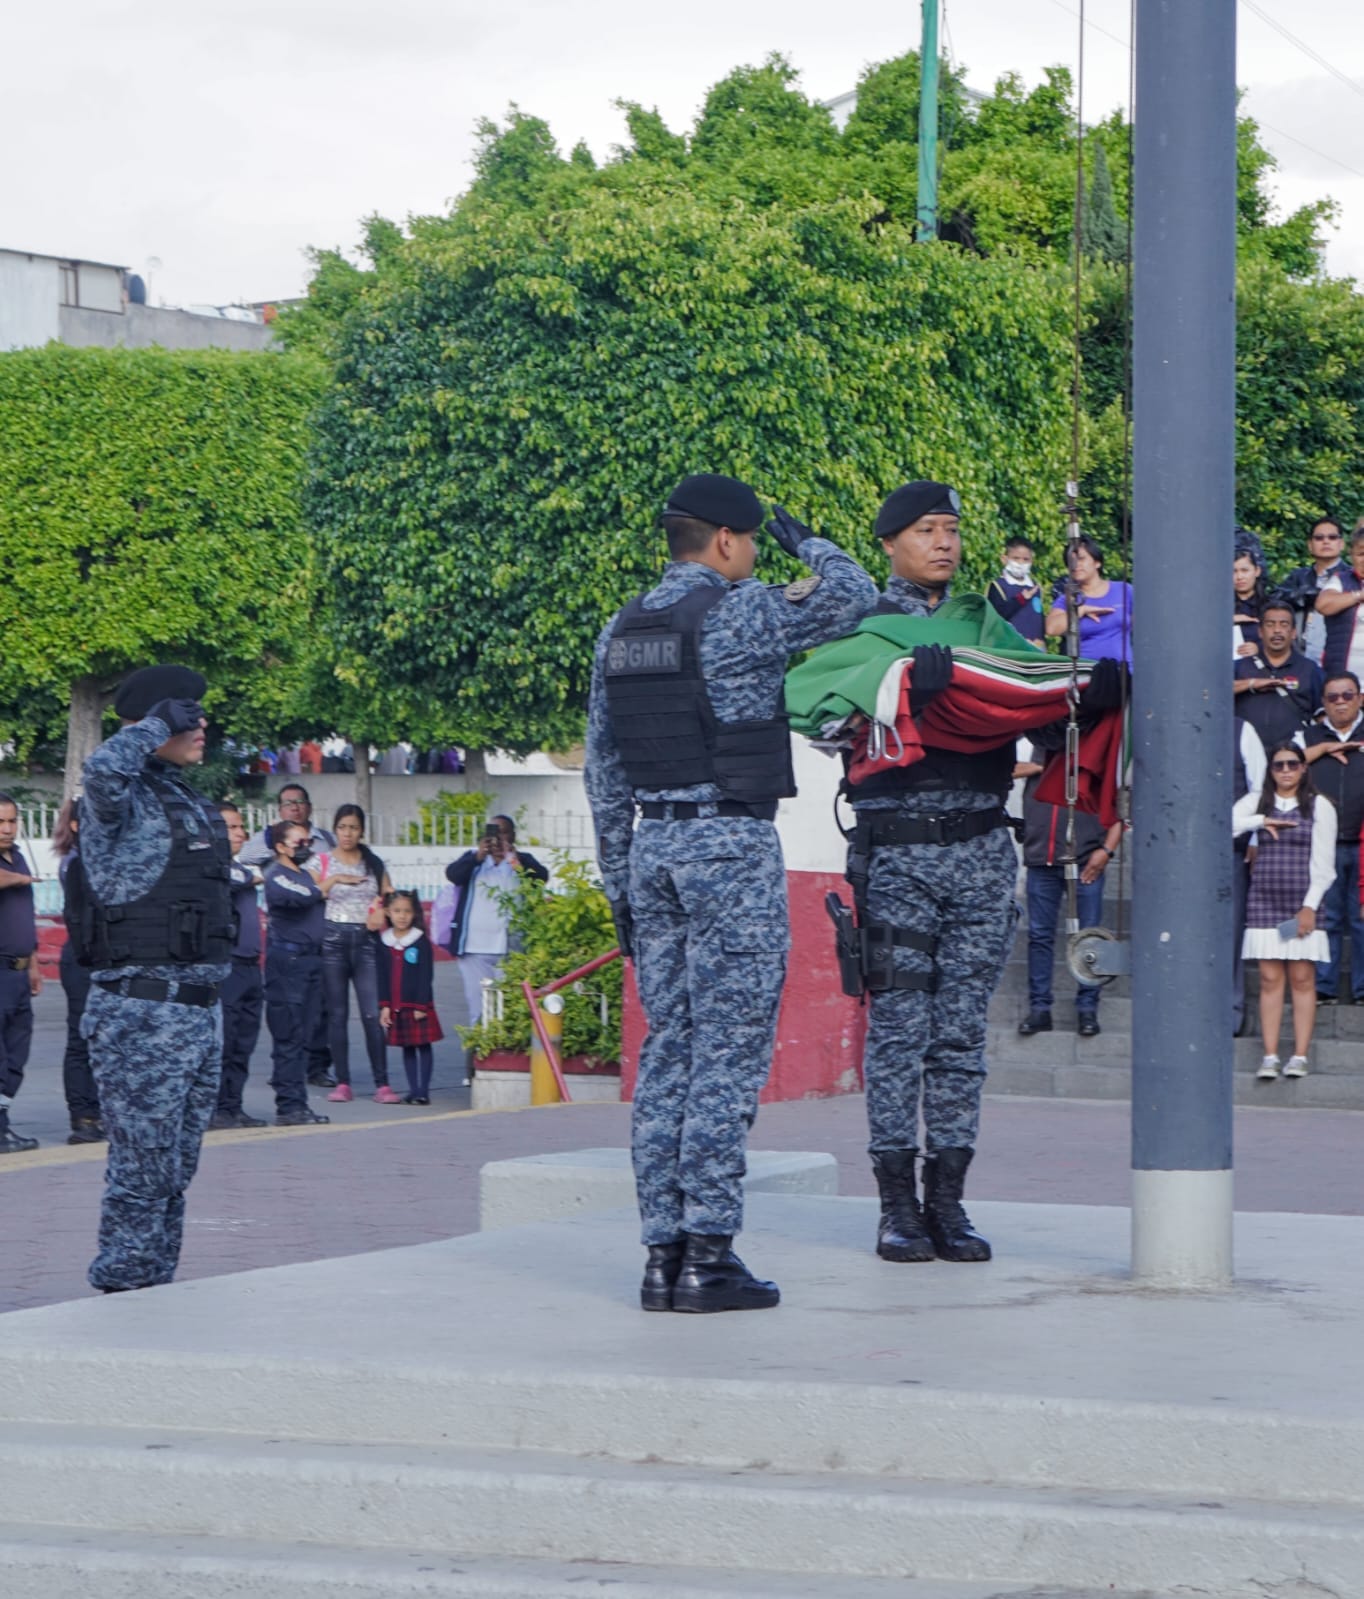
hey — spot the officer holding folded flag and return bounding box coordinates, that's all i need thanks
[585,473,875,1314]
[845,482,1123,1269]
[74,664,236,1294]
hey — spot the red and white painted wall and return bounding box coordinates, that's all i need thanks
[620,736,867,1105]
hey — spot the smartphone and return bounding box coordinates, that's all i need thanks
[1277,918,1300,940]
[484,824,500,842]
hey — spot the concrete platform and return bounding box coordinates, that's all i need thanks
[1,1195,1360,1596]
[478,1147,838,1229]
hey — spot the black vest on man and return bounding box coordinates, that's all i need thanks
[603,586,796,803]
[68,775,235,969]
[1305,719,1364,844]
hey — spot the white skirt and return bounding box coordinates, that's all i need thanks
[1242,928,1329,962]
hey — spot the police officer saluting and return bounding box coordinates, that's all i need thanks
[851,482,1028,1266]
[586,473,875,1313]
[75,665,236,1293]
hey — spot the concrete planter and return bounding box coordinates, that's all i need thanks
[471,1051,621,1110]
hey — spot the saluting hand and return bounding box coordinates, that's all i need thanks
[766,506,814,560]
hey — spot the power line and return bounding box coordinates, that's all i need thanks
[1044,0,1364,186]
[1238,0,1364,105]
[1252,116,1364,183]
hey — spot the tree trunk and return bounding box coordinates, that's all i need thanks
[65,675,106,801]
[462,747,489,794]
[352,736,373,821]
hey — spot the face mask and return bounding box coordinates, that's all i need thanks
[292,845,312,865]
[1004,558,1033,583]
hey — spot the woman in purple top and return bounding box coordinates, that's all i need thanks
[1045,535,1134,665]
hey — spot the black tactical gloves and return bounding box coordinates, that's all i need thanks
[766,506,814,560]
[147,698,205,736]
[609,899,635,959]
[909,644,954,719]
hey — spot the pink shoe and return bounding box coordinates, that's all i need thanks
[327,1084,353,1103]
[373,1085,402,1104]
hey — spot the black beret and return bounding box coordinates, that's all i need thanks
[874,480,962,539]
[113,664,207,721]
[663,473,764,533]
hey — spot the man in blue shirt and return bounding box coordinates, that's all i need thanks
[0,792,42,1153]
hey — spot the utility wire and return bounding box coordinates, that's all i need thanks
[1238,0,1364,104]
[1046,0,1364,184]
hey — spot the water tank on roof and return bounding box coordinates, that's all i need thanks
[127,274,147,304]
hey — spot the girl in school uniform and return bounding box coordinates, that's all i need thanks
[377,890,444,1105]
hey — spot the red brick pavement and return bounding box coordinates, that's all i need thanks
[2,1093,1359,1315]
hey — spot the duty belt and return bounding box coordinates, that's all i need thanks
[95,977,219,1008]
[638,800,778,822]
[859,807,1011,848]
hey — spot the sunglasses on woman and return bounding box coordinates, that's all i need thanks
[1271,759,1303,771]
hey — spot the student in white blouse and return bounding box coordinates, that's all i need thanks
[1233,740,1336,1081]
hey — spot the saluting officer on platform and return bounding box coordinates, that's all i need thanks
[75,665,236,1293]
[585,473,875,1314]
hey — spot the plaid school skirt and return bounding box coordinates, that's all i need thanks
[386,1002,444,1047]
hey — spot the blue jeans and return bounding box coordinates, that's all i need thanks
[1025,865,1104,1016]
[1316,843,1363,999]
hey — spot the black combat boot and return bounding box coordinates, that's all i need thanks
[0,1108,39,1154]
[671,1234,780,1314]
[871,1150,936,1262]
[922,1148,992,1262]
[640,1242,685,1312]
[67,1117,106,1145]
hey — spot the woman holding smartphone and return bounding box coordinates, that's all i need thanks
[1234,741,1336,1081]
[320,803,396,1104]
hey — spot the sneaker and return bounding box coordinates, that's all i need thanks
[1283,1055,1309,1079]
[66,1118,106,1145]
[1256,1055,1281,1081]
[373,1085,403,1104]
[327,1083,353,1103]
[275,1108,331,1127]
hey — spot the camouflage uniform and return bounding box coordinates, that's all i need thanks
[856,575,1019,1156]
[80,717,229,1291]
[586,541,875,1245]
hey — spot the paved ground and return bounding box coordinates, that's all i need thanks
[2,962,1361,1314]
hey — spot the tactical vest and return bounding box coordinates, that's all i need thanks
[603,586,796,803]
[70,777,235,969]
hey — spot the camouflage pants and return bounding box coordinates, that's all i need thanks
[630,817,790,1246]
[83,986,222,1291]
[861,826,1019,1155]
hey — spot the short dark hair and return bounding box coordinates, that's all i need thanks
[1324,671,1362,694]
[216,800,242,819]
[1066,534,1104,570]
[0,791,17,814]
[1310,517,1344,538]
[661,514,721,560]
[491,813,516,841]
[1260,598,1295,622]
[1005,537,1034,554]
[278,782,310,805]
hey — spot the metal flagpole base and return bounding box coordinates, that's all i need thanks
[1131,1169,1233,1288]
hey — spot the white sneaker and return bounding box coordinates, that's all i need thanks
[1256,1055,1281,1081]
[1283,1056,1309,1079]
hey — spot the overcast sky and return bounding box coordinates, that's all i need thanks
[4,0,1361,306]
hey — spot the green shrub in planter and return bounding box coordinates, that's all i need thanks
[458,853,622,1064]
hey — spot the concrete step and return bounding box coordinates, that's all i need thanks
[0,1425,1361,1593]
[983,1056,1364,1109]
[0,1526,1171,1599]
[986,1023,1364,1074]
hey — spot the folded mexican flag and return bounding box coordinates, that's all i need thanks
[784,594,1121,822]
